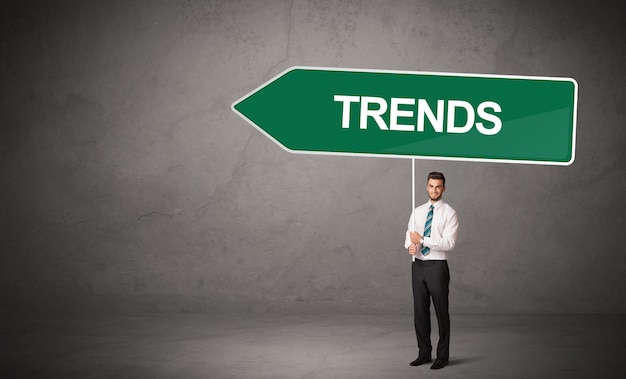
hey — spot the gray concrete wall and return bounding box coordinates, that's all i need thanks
[1,0,625,314]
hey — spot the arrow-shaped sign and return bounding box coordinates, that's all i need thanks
[232,66,577,165]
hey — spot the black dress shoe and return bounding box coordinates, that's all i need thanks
[430,359,448,369]
[409,356,432,366]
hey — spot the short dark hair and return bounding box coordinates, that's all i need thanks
[427,171,446,186]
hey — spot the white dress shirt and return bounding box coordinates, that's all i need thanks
[404,200,459,261]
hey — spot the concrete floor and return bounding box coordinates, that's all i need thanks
[2,312,624,379]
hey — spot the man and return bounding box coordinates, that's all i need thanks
[405,171,459,370]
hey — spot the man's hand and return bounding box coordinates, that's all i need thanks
[408,244,418,255]
[410,231,422,245]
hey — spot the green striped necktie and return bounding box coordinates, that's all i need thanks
[421,204,434,256]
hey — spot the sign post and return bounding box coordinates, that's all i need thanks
[232,66,577,165]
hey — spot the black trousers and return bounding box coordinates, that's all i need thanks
[412,259,450,361]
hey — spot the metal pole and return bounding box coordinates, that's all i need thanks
[411,158,416,231]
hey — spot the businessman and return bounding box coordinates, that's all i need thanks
[405,171,459,370]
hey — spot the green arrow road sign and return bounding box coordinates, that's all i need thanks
[232,66,577,165]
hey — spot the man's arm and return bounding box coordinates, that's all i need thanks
[404,210,414,249]
[404,209,422,251]
[422,209,458,251]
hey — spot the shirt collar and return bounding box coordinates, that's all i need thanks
[428,199,444,210]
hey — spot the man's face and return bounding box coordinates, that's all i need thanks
[427,179,445,202]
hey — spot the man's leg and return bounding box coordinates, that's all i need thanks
[412,261,432,359]
[426,261,450,362]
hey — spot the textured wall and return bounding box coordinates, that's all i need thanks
[1,0,625,314]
